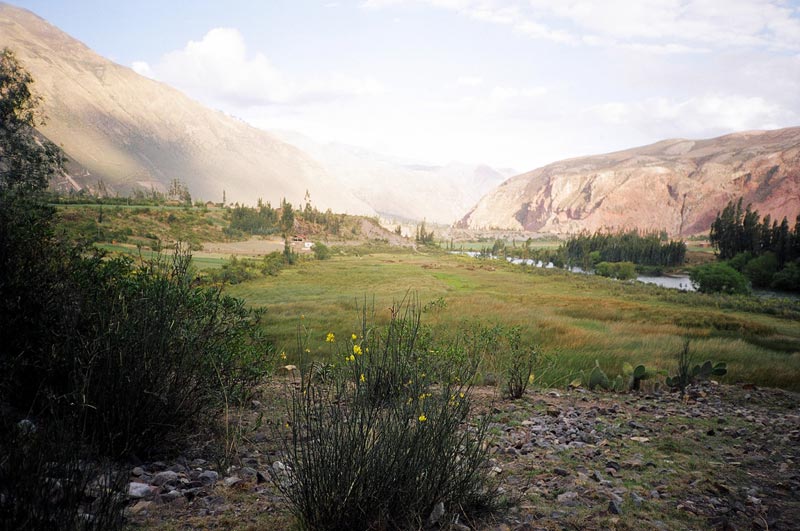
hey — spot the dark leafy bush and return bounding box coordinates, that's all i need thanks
[689,262,750,295]
[275,299,495,530]
[0,418,126,531]
[743,251,778,288]
[594,261,637,280]
[771,262,800,291]
[727,251,753,272]
[64,247,271,457]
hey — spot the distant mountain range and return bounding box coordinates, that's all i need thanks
[2,2,797,233]
[272,131,515,224]
[0,2,511,222]
[460,128,800,236]
[0,2,373,213]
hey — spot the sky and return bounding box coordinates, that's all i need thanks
[10,0,800,170]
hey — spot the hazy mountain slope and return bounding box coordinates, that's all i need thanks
[0,3,373,213]
[273,130,514,224]
[460,128,800,236]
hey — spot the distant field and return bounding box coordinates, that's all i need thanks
[225,251,800,391]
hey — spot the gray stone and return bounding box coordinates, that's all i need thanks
[152,470,179,486]
[557,491,579,506]
[272,461,288,476]
[239,466,258,479]
[427,501,445,526]
[162,490,184,503]
[223,476,242,488]
[608,499,623,515]
[199,470,219,486]
[127,482,155,499]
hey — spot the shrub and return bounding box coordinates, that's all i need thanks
[689,262,750,294]
[275,298,494,530]
[62,247,271,457]
[595,261,637,280]
[312,241,330,260]
[475,324,538,399]
[743,251,778,288]
[0,417,126,531]
[771,262,800,291]
[727,251,753,272]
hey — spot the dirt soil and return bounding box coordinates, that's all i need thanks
[125,381,799,530]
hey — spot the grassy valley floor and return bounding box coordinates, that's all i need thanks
[226,251,800,391]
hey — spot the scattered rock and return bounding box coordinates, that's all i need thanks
[127,482,155,500]
[427,501,445,526]
[151,470,179,487]
[198,470,219,486]
[608,499,623,515]
[223,476,242,488]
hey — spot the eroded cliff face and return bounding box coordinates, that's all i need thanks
[461,128,800,236]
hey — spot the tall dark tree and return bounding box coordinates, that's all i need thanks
[0,48,63,192]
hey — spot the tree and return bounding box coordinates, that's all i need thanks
[279,198,294,235]
[0,48,64,193]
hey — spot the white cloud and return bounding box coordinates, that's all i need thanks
[131,61,154,78]
[133,28,382,108]
[456,76,484,86]
[588,94,791,137]
[364,0,800,52]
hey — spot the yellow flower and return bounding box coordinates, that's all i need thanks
[280,351,287,360]
[459,392,465,399]
[326,332,335,343]
[418,414,427,422]
[419,393,426,400]
[360,373,366,383]
[351,333,357,340]
[353,344,363,356]
[347,354,355,362]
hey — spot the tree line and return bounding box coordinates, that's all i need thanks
[701,198,800,292]
[710,198,800,265]
[563,230,686,268]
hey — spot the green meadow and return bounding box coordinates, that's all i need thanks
[224,250,800,391]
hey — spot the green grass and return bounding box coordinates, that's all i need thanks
[55,204,233,249]
[225,251,800,391]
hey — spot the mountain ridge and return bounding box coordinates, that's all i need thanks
[0,2,373,213]
[271,130,515,224]
[460,127,800,236]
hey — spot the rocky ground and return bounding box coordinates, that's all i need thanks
[124,381,799,530]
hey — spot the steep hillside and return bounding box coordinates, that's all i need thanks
[460,128,800,236]
[0,3,373,213]
[273,131,514,224]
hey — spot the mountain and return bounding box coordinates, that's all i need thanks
[0,3,373,213]
[459,128,800,236]
[272,131,514,224]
